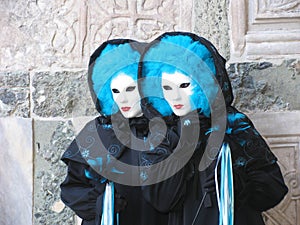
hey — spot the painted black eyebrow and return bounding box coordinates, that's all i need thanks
[180,83,190,88]
[126,86,136,92]
[163,85,172,90]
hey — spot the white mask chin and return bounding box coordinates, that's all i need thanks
[110,73,143,118]
[162,71,193,116]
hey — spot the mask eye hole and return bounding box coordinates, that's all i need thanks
[180,83,190,88]
[112,88,120,93]
[126,86,136,92]
[163,85,172,90]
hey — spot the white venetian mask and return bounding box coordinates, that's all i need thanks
[110,73,143,118]
[162,71,193,116]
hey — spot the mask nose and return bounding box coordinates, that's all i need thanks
[118,92,128,103]
[172,89,181,101]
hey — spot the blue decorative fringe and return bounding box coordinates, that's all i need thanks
[101,182,118,225]
[215,143,234,225]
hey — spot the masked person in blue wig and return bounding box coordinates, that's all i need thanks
[60,39,178,225]
[139,32,288,225]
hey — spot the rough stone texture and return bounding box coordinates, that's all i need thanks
[71,116,97,135]
[193,0,230,60]
[227,60,300,112]
[0,71,30,117]
[1,1,299,225]
[0,0,193,70]
[34,119,76,225]
[229,0,300,61]
[32,71,98,118]
[248,112,300,225]
[0,117,32,225]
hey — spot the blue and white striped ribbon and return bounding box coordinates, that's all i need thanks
[101,182,119,225]
[215,143,234,225]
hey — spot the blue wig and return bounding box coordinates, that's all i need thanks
[141,34,218,117]
[91,42,141,116]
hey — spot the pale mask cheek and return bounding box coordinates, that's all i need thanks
[121,90,143,118]
[162,73,193,116]
[110,74,143,118]
[162,88,192,116]
[173,94,192,116]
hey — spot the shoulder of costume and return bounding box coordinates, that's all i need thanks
[225,106,278,167]
[61,116,112,165]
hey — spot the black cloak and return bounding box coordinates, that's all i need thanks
[138,32,288,225]
[60,39,174,225]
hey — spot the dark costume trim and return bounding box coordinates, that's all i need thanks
[61,39,171,225]
[138,32,288,225]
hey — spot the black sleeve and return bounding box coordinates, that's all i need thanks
[233,160,288,212]
[227,124,288,212]
[60,160,106,222]
[245,160,288,211]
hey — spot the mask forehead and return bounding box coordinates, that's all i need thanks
[162,71,191,83]
[162,71,193,95]
[110,73,136,90]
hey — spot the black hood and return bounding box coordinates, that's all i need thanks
[138,31,233,118]
[88,39,147,116]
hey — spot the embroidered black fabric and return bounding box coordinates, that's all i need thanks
[138,32,288,225]
[61,39,171,225]
[60,33,288,225]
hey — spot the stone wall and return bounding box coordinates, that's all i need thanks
[0,0,299,224]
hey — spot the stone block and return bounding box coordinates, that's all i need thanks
[0,117,33,225]
[229,0,300,61]
[33,117,98,224]
[0,71,30,117]
[227,60,300,112]
[248,111,300,225]
[194,0,230,59]
[33,119,76,225]
[32,71,98,118]
[0,0,193,70]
